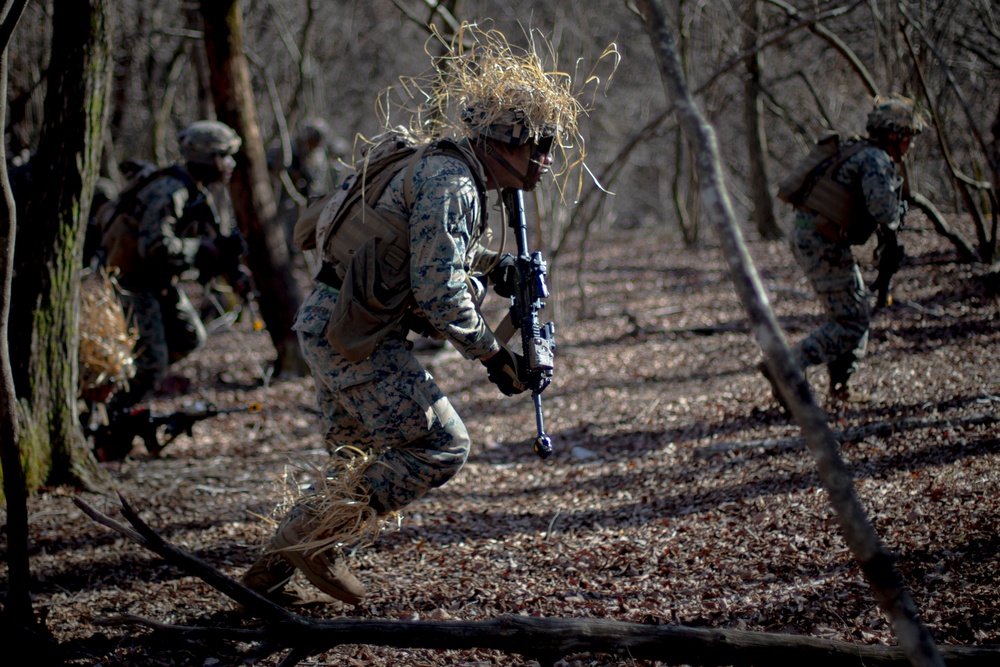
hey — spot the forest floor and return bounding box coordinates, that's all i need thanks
[9,212,1000,666]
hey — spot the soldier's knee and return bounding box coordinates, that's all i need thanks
[415,420,471,482]
[837,317,869,346]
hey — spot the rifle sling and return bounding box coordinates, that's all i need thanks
[492,312,517,346]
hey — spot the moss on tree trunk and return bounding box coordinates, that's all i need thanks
[3,0,114,498]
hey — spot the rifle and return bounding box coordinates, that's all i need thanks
[871,226,905,309]
[199,229,264,331]
[88,401,262,461]
[499,188,555,459]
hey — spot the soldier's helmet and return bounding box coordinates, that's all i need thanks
[178,120,242,165]
[866,94,927,137]
[461,100,560,148]
[299,117,330,147]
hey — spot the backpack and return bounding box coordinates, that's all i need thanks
[97,165,201,277]
[777,132,869,239]
[292,129,484,361]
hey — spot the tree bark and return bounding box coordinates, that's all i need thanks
[631,1,945,666]
[992,96,1000,194]
[7,0,113,495]
[197,0,307,377]
[0,0,32,632]
[741,0,781,240]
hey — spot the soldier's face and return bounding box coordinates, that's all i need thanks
[885,133,914,163]
[522,138,554,191]
[216,154,237,183]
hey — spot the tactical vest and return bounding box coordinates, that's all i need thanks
[778,134,873,245]
[293,133,484,361]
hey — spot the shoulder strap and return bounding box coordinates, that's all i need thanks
[402,144,431,209]
[821,140,869,179]
[101,166,176,231]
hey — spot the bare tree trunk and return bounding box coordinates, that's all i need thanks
[185,6,214,120]
[197,0,307,377]
[992,96,1000,194]
[8,0,113,495]
[0,0,32,632]
[632,1,944,666]
[741,0,780,240]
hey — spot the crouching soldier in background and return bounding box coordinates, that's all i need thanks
[99,120,245,413]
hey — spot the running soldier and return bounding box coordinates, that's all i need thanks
[241,27,589,607]
[762,94,926,405]
[100,120,245,413]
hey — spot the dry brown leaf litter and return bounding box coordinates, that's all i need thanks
[10,213,1000,666]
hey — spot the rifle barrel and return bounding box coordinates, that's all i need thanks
[533,392,553,459]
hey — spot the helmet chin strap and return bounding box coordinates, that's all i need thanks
[484,143,530,185]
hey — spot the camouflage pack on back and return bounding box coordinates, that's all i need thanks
[96,165,198,277]
[777,132,869,242]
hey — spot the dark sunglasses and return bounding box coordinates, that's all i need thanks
[532,136,554,155]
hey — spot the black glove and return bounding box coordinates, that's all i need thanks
[486,253,518,298]
[482,347,527,396]
[228,264,254,297]
[217,230,248,258]
[194,239,220,279]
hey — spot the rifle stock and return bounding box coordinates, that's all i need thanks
[501,189,555,459]
[89,402,262,460]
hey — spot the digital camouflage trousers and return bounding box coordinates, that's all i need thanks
[113,283,207,409]
[297,325,471,516]
[789,220,870,388]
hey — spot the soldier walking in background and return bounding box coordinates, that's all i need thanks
[269,117,336,254]
[99,120,246,413]
[762,94,926,406]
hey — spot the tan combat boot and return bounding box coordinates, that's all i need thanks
[272,510,367,606]
[830,381,871,404]
[240,552,336,608]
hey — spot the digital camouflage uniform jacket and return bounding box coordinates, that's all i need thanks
[293,152,501,390]
[797,142,904,241]
[112,168,216,287]
[789,142,904,379]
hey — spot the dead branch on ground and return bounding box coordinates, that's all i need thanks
[73,494,1000,666]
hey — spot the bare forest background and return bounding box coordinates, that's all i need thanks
[3,0,1000,665]
[8,0,999,258]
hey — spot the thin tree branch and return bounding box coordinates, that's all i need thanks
[901,24,992,260]
[909,192,978,262]
[765,0,879,96]
[898,2,1000,187]
[0,0,28,51]
[553,0,869,262]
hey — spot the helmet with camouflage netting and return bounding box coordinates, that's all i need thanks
[178,120,242,165]
[446,24,582,151]
[374,22,619,197]
[866,94,927,137]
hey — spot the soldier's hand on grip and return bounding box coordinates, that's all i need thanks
[482,347,527,396]
[487,253,518,298]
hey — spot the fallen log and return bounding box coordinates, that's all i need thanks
[75,494,999,666]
